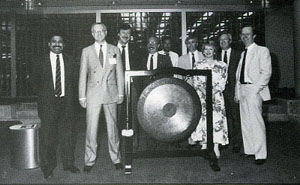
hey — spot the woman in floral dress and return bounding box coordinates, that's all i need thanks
[190,42,229,158]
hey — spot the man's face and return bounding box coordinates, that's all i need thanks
[219,34,231,50]
[186,39,198,52]
[92,24,107,43]
[147,37,159,54]
[240,26,256,47]
[162,39,172,52]
[118,29,131,45]
[48,36,64,54]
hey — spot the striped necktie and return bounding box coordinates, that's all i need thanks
[55,54,62,97]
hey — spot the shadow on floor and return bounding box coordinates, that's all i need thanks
[0,121,300,184]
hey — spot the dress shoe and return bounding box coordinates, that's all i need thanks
[64,166,80,173]
[83,165,93,173]
[232,147,241,153]
[43,171,53,180]
[114,163,123,170]
[209,160,221,172]
[240,154,254,158]
[254,159,266,165]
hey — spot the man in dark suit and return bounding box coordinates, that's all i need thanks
[116,24,140,152]
[79,23,124,172]
[217,32,242,153]
[33,34,80,179]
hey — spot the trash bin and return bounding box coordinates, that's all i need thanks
[9,124,39,169]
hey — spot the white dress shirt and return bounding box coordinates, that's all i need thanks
[50,51,65,97]
[147,52,158,70]
[117,42,130,70]
[243,43,255,83]
[158,50,179,67]
[221,47,232,66]
[94,41,107,67]
[189,50,201,68]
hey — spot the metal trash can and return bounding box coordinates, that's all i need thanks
[9,124,39,169]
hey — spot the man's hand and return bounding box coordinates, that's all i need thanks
[79,98,87,108]
[117,95,124,104]
[234,96,239,103]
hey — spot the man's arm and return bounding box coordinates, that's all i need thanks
[78,48,88,108]
[116,48,125,104]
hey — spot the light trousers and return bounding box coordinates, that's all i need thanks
[85,102,121,166]
[240,84,267,160]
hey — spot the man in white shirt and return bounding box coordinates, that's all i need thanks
[158,36,179,67]
[217,33,242,153]
[33,34,80,179]
[235,25,272,165]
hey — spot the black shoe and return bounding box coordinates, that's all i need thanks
[209,160,221,172]
[240,154,254,158]
[64,166,80,173]
[114,163,123,170]
[83,165,93,173]
[254,159,266,165]
[232,147,241,153]
[43,171,53,180]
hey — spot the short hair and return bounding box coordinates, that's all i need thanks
[201,41,217,53]
[161,36,172,43]
[148,36,159,43]
[47,32,64,42]
[185,35,198,44]
[241,24,256,35]
[118,24,131,33]
[219,32,232,41]
[91,22,107,32]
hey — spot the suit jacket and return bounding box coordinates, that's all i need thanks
[79,43,124,105]
[177,51,205,85]
[33,53,78,120]
[139,52,173,70]
[235,43,272,101]
[115,42,140,71]
[217,48,241,96]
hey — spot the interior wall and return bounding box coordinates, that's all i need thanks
[265,6,294,89]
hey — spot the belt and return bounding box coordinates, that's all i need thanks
[241,82,252,84]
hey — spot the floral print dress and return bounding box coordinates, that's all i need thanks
[190,59,229,145]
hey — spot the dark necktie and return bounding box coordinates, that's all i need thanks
[150,54,154,70]
[121,45,126,70]
[240,49,248,83]
[55,54,62,97]
[99,45,104,66]
[192,53,196,68]
[223,51,228,63]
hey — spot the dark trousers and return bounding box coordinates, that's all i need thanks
[224,89,243,148]
[39,97,76,175]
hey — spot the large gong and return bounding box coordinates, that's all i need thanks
[137,77,201,142]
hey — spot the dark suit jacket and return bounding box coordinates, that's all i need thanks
[32,53,78,120]
[217,48,241,96]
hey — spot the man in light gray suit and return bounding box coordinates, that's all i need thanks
[235,25,272,165]
[79,23,124,172]
[178,36,204,86]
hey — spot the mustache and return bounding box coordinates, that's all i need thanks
[53,46,62,48]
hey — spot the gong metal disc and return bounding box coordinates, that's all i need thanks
[137,77,201,142]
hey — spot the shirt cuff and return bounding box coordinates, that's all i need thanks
[79,97,86,101]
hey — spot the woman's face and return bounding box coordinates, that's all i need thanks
[203,45,215,58]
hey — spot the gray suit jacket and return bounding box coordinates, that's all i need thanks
[79,43,124,105]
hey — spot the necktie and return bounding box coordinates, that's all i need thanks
[55,54,62,97]
[99,45,104,66]
[150,54,154,70]
[223,51,228,63]
[240,49,248,83]
[192,53,196,68]
[121,45,126,70]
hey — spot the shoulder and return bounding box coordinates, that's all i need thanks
[179,54,188,60]
[82,45,94,52]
